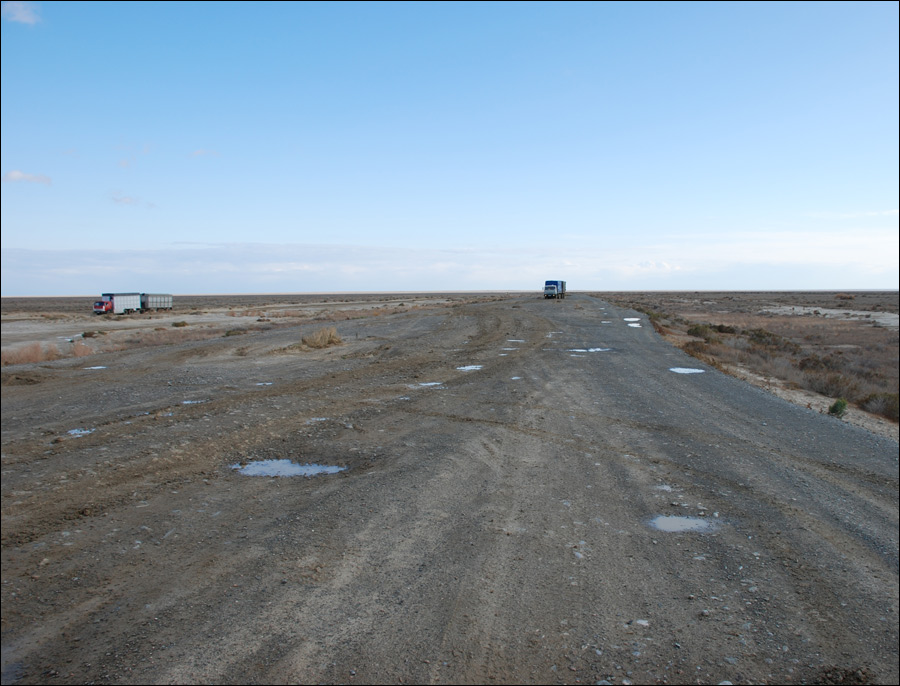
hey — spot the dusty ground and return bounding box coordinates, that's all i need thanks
[2,292,898,685]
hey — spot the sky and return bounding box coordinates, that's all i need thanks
[2,1,898,296]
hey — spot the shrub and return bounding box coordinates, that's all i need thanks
[859,392,899,422]
[828,398,848,418]
[301,326,343,349]
[172,321,189,327]
[682,340,709,356]
[687,324,714,339]
[746,328,801,353]
[806,372,859,400]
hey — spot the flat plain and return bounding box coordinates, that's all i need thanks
[2,291,898,685]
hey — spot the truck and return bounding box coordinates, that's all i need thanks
[543,280,567,299]
[93,293,173,314]
[140,293,174,312]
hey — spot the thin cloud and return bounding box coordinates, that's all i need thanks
[110,191,155,208]
[2,169,51,185]
[1,1,40,24]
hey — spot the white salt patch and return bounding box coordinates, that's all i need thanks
[670,367,705,374]
[456,365,483,371]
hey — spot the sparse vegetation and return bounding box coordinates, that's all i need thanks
[172,321,189,327]
[603,292,899,424]
[1,342,61,366]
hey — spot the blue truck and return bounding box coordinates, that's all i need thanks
[543,280,566,299]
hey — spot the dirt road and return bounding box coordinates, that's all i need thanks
[2,295,897,684]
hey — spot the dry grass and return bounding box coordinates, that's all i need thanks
[301,326,343,349]
[1,342,62,366]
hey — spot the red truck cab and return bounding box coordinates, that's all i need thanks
[93,299,113,314]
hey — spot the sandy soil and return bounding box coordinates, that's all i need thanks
[2,293,898,685]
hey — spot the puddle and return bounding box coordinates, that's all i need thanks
[501,347,518,351]
[624,318,641,322]
[83,366,107,370]
[182,400,206,405]
[507,339,525,343]
[256,382,273,386]
[456,365,483,371]
[67,428,95,437]
[649,515,716,533]
[567,348,612,353]
[670,367,705,374]
[233,460,347,477]
[511,376,522,380]
[627,323,642,328]
[762,305,899,330]
[415,382,444,387]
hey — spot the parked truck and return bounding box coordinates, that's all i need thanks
[140,293,173,311]
[543,280,567,299]
[93,292,173,314]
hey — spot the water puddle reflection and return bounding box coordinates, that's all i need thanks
[670,367,705,374]
[649,515,716,532]
[233,460,347,477]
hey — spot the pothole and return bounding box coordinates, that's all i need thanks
[232,460,347,477]
[649,515,716,532]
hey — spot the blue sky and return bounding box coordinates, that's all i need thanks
[2,1,898,296]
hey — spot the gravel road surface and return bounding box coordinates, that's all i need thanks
[2,294,897,685]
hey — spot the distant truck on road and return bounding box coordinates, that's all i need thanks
[543,280,567,299]
[93,293,173,315]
